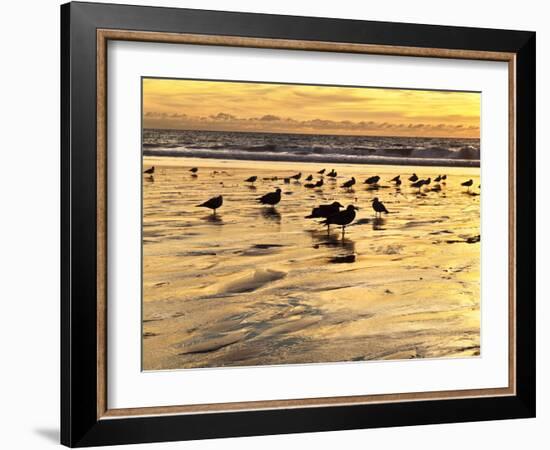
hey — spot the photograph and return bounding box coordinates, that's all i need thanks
[141,78,482,370]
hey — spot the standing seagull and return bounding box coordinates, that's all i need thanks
[144,166,155,175]
[321,204,358,237]
[364,175,380,185]
[318,169,326,175]
[326,169,337,178]
[411,178,429,193]
[461,179,474,192]
[290,172,302,181]
[341,177,356,190]
[305,178,323,189]
[305,201,344,220]
[389,175,401,183]
[372,197,389,217]
[244,176,257,184]
[189,167,198,174]
[258,188,282,207]
[434,175,442,182]
[306,201,344,232]
[409,173,419,182]
[196,195,223,214]
[305,174,313,181]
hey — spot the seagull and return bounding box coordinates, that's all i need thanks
[411,178,430,192]
[326,169,337,178]
[409,173,418,182]
[364,175,380,185]
[305,174,313,181]
[441,174,447,180]
[143,166,155,174]
[305,178,324,189]
[389,175,401,183]
[306,200,343,232]
[290,172,302,180]
[244,176,257,184]
[341,177,356,189]
[318,169,326,174]
[305,201,344,219]
[189,167,198,173]
[461,179,474,192]
[372,197,389,217]
[434,175,442,182]
[395,178,402,187]
[258,188,282,206]
[321,204,358,237]
[196,195,223,214]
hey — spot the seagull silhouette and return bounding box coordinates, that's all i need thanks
[196,195,223,214]
[290,172,302,180]
[411,178,430,192]
[364,175,380,185]
[305,174,313,181]
[372,197,389,217]
[461,179,474,192]
[321,204,358,237]
[341,177,356,189]
[305,178,324,189]
[143,166,155,174]
[409,173,418,182]
[318,169,326,174]
[244,176,257,184]
[258,188,282,206]
[189,167,198,173]
[305,201,344,220]
[307,201,344,232]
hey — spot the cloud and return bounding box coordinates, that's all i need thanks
[143,110,479,138]
[259,114,281,121]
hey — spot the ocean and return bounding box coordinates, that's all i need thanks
[143,129,480,167]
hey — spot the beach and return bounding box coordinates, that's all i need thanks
[142,156,480,370]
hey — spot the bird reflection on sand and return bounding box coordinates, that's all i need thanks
[202,214,224,224]
[261,207,281,223]
[372,217,387,230]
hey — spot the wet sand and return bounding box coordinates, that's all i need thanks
[142,157,480,370]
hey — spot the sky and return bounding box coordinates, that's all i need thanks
[142,78,480,139]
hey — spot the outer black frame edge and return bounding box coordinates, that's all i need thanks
[60,2,71,447]
[60,2,536,447]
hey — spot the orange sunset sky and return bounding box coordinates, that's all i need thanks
[142,78,480,139]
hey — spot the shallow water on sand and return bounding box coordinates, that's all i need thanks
[142,157,480,370]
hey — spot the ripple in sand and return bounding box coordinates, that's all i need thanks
[218,269,287,294]
[241,243,286,256]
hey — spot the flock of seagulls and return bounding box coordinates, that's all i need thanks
[144,165,478,237]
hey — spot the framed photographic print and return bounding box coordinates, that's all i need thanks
[61,1,536,447]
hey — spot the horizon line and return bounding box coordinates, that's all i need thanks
[142,126,480,141]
